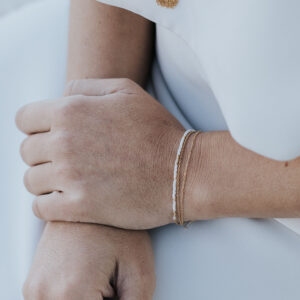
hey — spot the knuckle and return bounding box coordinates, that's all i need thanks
[54,96,85,123]
[63,190,88,222]
[70,188,85,204]
[56,163,80,183]
[67,186,86,207]
[52,132,73,154]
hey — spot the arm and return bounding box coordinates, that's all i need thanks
[18,79,300,229]
[23,222,155,300]
[22,1,155,299]
[185,131,300,221]
[65,0,300,221]
[67,0,154,85]
[16,2,300,230]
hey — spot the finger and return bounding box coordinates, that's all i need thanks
[32,192,63,220]
[24,163,60,195]
[20,132,52,166]
[64,78,137,97]
[16,100,55,134]
[32,192,78,222]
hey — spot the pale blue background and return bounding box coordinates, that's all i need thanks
[0,1,69,298]
[2,1,300,299]
[0,0,42,16]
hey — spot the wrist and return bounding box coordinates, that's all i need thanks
[183,132,220,222]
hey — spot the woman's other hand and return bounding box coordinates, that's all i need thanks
[16,78,188,229]
[23,222,155,300]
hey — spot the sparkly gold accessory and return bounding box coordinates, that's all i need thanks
[172,130,202,226]
[175,130,195,224]
[156,0,179,8]
[179,131,202,225]
[172,130,195,223]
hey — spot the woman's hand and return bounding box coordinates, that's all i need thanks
[16,79,186,229]
[23,222,155,300]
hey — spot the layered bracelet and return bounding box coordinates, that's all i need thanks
[172,129,201,225]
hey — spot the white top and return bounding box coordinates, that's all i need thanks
[3,1,300,298]
[97,0,300,234]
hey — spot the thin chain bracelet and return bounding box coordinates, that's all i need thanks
[175,130,195,224]
[179,131,202,225]
[172,129,195,223]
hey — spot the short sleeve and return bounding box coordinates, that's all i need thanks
[96,0,300,161]
[96,0,177,28]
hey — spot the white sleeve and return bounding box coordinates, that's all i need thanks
[95,0,163,25]
[95,0,300,161]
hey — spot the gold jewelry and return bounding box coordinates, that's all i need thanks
[175,130,194,224]
[156,0,179,8]
[179,131,201,225]
[172,130,195,223]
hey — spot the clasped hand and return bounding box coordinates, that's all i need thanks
[16,78,185,229]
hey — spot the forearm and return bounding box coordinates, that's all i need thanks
[22,1,299,228]
[186,131,300,221]
[67,0,154,86]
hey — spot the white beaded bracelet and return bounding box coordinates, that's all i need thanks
[172,129,196,222]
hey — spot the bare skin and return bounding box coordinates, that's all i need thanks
[17,78,184,229]
[17,3,300,230]
[17,77,300,229]
[22,1,155,299]
[187,131,300,220]
[19,0,300,296]
[23,222,155,300]
[66,0,153,86]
